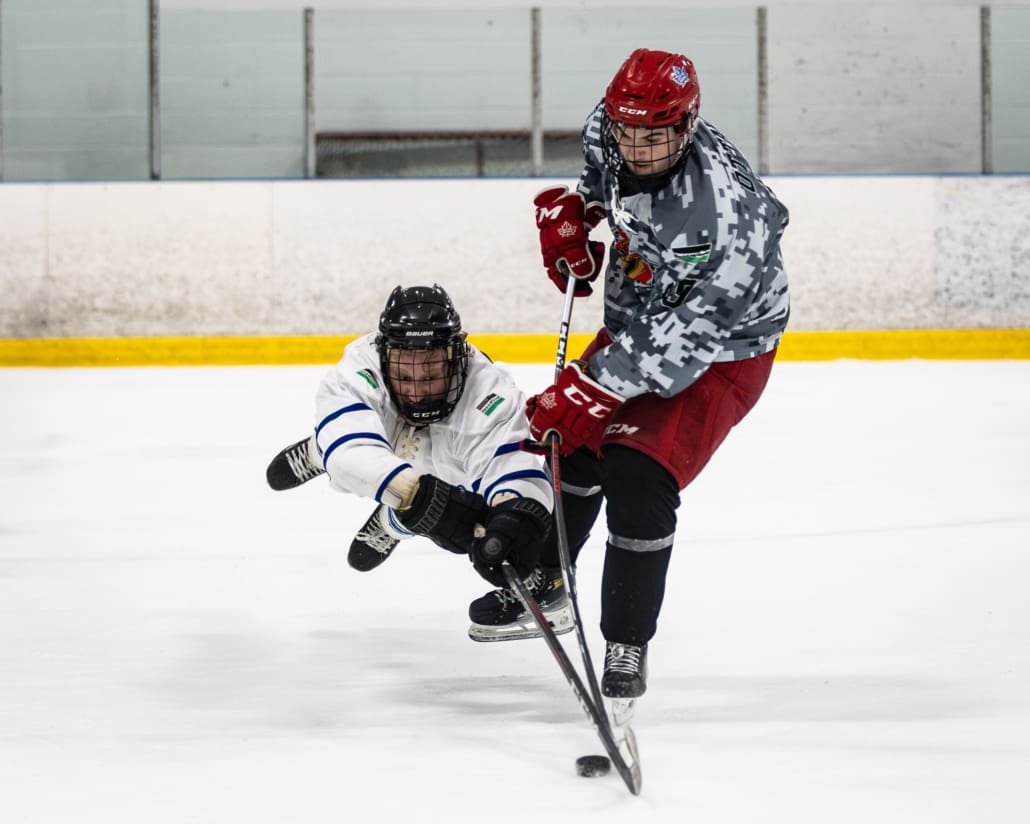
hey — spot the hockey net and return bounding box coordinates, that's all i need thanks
[315,130,583,178]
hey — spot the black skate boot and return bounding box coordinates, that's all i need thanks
[348,505,404,572]
[266,435,325,490]
[601,642,648,699]
[467,567,574,642]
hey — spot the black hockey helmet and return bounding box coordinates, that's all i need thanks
[375,284,470,425]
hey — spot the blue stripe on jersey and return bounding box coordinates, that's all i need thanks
[472,442,531,491]
[322,431,390,466]
[375,463,413,505]
[481,468,550,503]
[316,402,373,437]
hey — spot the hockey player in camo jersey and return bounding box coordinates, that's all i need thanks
[481,49,790,700]
[266,284,574,642]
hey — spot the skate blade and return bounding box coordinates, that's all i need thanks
[617,723,643,794]
[467,605,574,643]
[609,697,636,727]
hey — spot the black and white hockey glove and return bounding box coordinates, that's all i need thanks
[470,497,552,587]
[396,474,487,555]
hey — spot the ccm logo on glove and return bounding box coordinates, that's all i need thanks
[537,383,614,420]
[528,362,624,455]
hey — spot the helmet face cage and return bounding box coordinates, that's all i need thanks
[375,285,470,425]
[602,49,700,185]
[601,115,694,184]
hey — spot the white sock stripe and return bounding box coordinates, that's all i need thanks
[561,479,603,497]
[607,533,673,552]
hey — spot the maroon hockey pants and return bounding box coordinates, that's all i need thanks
[580,329,778,489]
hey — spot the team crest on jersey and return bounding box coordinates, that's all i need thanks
[476,393,505,416]
[621,254,653,283]
[613,227,653,283]
[671,65,690,87]
[357,369,379,389]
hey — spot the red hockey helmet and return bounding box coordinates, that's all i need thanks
[604,49,700,130]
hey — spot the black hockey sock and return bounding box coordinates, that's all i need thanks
[540,448,604,568]
[599,543,672,646]
[541,486,603,567]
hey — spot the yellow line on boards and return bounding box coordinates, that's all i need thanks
[0,335,358,367]
[1,329,1028,367]
[774,329,1030,361]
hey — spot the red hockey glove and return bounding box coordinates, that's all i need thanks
[527,361,623,456]
[534,186,607,296]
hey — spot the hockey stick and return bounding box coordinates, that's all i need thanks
[503,563,642,795]
[548,274,607,713]
[545,271,643,792]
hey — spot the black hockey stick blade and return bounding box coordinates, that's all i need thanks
[503,564,643,795]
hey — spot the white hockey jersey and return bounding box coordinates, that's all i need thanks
[314,334,552,513]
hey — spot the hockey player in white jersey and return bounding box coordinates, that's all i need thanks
[266,284,571,642]
[491,49,791,703]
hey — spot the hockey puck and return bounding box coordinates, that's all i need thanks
[575,754,611,777]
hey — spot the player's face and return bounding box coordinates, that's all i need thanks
[388,347,451,407]
[610,122,684,177]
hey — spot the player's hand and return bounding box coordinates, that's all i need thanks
[396,474,487,554]
[534,186,607,296]
[469,498,551,586]
[527,361,623,456]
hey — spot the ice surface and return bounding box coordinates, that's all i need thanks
[2,361,1028,823]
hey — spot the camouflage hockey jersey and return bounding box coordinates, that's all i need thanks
[314,334,551,512]
[576,102,790,399]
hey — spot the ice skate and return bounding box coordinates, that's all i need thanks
[602,641,648,699]
[348,505,406,572]
[266,435,324,490]
[468,567,573,642]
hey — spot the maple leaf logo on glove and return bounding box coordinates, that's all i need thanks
[557,221,578,238]
[538,390,558,410]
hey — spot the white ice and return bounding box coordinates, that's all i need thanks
[2,361,1029,823]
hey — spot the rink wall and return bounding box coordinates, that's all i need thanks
[1,176,1029,365]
